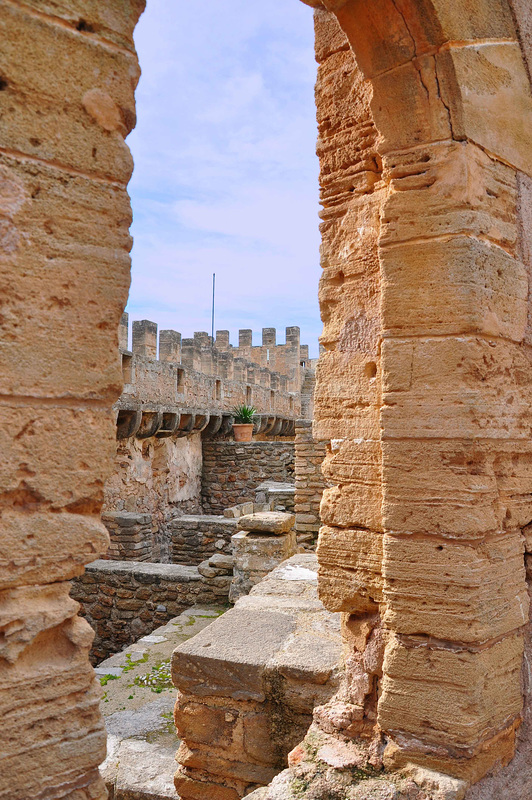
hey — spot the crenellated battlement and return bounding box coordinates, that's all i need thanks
[116,314,316,439]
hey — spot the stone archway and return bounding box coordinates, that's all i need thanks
[301,0,532,791]
[2,1,532,798]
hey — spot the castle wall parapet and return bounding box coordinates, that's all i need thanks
[116,314,314,440]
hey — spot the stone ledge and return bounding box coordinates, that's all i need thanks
[86,559,201,582]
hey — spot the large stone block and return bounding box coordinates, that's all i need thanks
[381,337,532,440]
[383,532,529,642]
[317,526,383,612]
[314,352,381,441]
[370,55,452,153]
[0,610,105,799]
[381,439,532,537]
[21,0,145,51]
[438,42,532,178]
[380,141,517,251]
[320,439,382,530]
[379,634,524,752]
[0,510,109,588]
[0,405,117,507]
[173,556,342,798]
[0,4,139,178]
[0,246,130,399]
[172,609,296,702]
[238,512,295,534]
[381,236,527,341]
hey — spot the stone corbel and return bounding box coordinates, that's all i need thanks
[116,409,142,439]
[202,414,223,438]
[192,413,210,433]
[269,417,284,437]
[175,411,195,438]
[219,414,234,436]
[155,412,181,438]
[136,411,163,439]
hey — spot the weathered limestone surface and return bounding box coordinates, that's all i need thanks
[4,0,532,798]
[0,0,144,797]
[172,554,342,800]
[104,432,203,532]
[238,512,295,534]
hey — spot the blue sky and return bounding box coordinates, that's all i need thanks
[126,0,321,356]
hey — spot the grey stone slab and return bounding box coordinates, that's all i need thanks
[273,634,341,685]
[172,609,296,701]
[95,666,123,677]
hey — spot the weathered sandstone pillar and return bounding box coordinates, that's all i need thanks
[0,1,144,797]
[304,0,532,790]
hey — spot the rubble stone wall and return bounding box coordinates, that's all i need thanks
[72,560,228,663]
[169,515,238,565]
[202,441,295,514]
[0,1,145,798]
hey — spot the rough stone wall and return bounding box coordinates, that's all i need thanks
[102,511,155,562]
[169,515,238,565]
[202,441,295,514]
[294,420,327,539]
[104,431,203,527]
[0,2,144,798]
[72,560,227,663]
[306,1,532,793]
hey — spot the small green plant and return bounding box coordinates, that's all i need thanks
[232,404,256,423]
[99,674,120,686]
[122,652,149,673]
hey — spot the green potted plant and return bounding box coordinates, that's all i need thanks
[231,404,256,442]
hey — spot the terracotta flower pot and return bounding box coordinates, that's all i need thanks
[232,423,253,442]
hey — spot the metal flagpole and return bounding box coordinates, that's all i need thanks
[211,272,216,344]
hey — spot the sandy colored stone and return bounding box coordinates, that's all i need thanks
[0,582,80,662]
[238,512,295,534]
[0,4,139,174]
[380,141,517,251]
[438,42,532,177]
[379,634,524,751]
[381,236,527,341]
[317,526,383,612]
[381,337,532,441]
[0,406,117,508]
[382,439,532,537]
[0,510,109,588]
[383,532,529,642]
